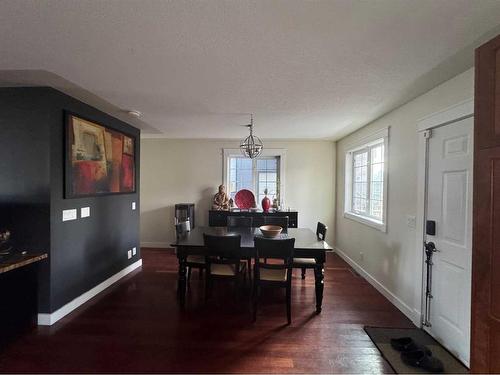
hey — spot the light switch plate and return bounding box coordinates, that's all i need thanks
[127,250,132,259]
[81,207,90,218]
[62,209,77,222]
[406,215,417,229]
[132,247,137,256]
[132,202,136,210]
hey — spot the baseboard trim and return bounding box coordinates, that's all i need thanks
[140,241,171,248]
[38,259,143,326]
[334,246,420,325]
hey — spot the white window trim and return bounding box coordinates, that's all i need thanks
[222,148,287,205]
[344,127,389,232]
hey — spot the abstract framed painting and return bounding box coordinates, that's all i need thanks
[65,112,136,198]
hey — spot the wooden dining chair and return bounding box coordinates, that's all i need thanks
[264,216,289,229]
[176,223,206,282]
[253,236,295,324]
[262,216,289,264]
[293,222,327,279]
[227,216,253,228]
[203,233,246,300]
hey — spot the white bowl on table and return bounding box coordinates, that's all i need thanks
[259,225,283,238]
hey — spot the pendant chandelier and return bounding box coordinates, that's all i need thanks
[239,114,263,159]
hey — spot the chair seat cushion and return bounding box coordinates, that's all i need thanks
[293,257,317,265]
[259,268,288,282]
[211,263,238,276]
[187,255,205,264]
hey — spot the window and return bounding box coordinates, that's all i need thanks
[223,149,286,209]
[344,128,388,231]
[255,158,278,204]
[228,156,279,206]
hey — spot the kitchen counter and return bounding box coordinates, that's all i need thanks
[0,252,48,274]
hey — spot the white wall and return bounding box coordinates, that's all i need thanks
[140,139,335,247]
[335,68,474,323]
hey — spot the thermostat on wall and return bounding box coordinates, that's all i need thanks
[62,209,77,222]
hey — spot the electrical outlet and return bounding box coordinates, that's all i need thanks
[127,250,132,259]
[132,247,137,256]
[359,252,364,261]
[132,202,136,210]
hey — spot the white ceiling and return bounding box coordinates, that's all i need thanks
[1,0,500,140]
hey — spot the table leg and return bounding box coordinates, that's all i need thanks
[314,262,324,314]
[177,255,187,307]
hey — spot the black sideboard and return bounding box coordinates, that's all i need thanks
[0,252,48,350]
[209,210,298,228]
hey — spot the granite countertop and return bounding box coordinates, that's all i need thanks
[0,252,48,274]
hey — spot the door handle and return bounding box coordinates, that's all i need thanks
[424,241,439,255]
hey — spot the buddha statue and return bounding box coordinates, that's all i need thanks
[212,184,231,211]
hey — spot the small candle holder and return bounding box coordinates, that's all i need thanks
[0,228,12,255]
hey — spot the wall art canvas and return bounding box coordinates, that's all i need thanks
[65,114,135,197]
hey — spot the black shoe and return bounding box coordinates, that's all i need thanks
[390,337,432,355]
[401,349,444,373]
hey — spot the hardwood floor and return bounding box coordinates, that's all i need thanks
[0,248,413,373]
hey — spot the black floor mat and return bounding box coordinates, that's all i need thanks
[364,326,469,374]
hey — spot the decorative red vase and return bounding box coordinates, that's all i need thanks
[261,195,271,213]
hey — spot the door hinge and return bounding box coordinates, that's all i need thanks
[423,130,432,139]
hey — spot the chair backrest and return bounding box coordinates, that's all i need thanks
[254,236,295,265]
[175,221,190,239]
[227,216,253,228]
[316,222,327,240]
[203,233,242,260]
[264,216,289,229]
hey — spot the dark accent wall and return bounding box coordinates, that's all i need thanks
[0,89,51,246]
[0,89,52,312]
[0,87,140,313]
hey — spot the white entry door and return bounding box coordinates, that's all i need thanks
[424,116,473,366]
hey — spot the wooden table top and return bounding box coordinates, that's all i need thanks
[172,226,333,251]
[0,253,48,274]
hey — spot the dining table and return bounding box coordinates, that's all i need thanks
[171,226,333,313]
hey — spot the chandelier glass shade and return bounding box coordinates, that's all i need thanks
[239,114,263,159]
